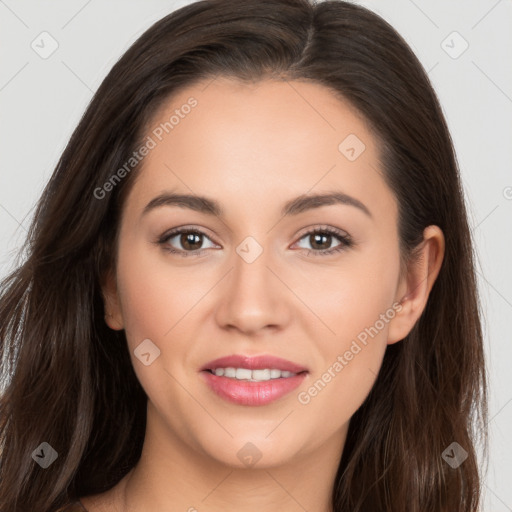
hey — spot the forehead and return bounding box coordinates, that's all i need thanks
[126,77,395,221]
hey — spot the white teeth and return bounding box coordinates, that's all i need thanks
[224,367,236,378]
[235,368,252,380]
[211,367,298,381]
[252,369,271,380]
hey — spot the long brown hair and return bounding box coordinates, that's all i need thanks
[0,0,487,510]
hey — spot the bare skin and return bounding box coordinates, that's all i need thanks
[81,77,444,512]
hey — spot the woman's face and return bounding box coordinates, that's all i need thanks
[106,77,413,469]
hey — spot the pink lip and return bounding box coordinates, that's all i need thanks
[199,354,309,406]
[200,354,308,373]
[200,371,307,406]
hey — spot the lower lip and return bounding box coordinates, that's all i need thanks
[201,371,307,406]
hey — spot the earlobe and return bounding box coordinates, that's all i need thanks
[387,225,445,344]
[101,269,125,331]
[104,310,124,330]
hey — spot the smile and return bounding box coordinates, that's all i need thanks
[207,367,298,381]
[200,354,309,406]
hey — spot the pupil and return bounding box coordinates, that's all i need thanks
[182,232,201,250]
[311,233,330,250]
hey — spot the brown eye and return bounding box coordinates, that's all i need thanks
[158,228,217,257]
[294,227,353,257]
[179,232,203,251]
[308,232,334,251]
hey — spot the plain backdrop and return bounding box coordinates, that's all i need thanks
[0,0,511,510]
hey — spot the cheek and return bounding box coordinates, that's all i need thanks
[295,296,393,438]
[115,236,204,347]
[114,239,205,410]
[293,244,400,428]
[291,238,400,347]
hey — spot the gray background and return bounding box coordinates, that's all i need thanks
[1,0,511,509]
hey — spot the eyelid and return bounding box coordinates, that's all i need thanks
[291,225,353,256]
[294,223,350,241]
[157,225,219,244]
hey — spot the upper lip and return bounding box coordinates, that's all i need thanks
[200,354,308,373]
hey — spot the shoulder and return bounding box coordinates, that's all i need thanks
[54,501,87,512]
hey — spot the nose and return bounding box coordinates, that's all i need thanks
[214,242,292,336]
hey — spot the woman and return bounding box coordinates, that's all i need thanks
[0,0,487,510]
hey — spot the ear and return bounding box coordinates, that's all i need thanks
[101,268,124,331]
[387,225,445,344]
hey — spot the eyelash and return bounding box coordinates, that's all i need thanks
[156,225,353,258]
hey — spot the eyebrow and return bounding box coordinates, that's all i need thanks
[142,190,372,219]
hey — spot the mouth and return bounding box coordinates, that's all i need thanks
[200,354,309,406]
[203,367,307,381]
[200,354,309,374]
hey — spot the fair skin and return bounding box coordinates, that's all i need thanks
[82,77,444,512]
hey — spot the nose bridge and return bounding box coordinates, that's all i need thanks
[233,234,273,289]
[215,234,290,333]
